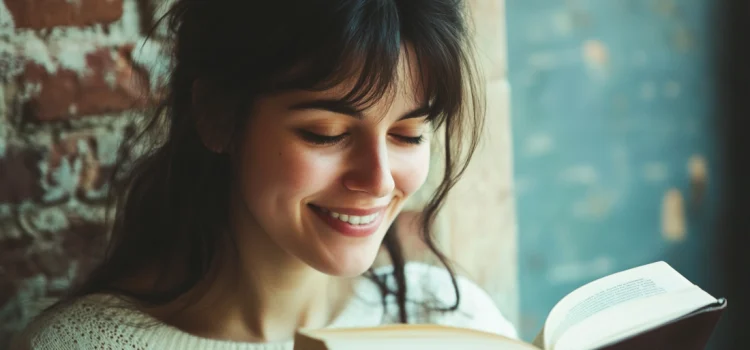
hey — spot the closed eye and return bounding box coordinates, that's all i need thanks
[298,131,425,146]
[391,135,425,145]
[298,131,348,145]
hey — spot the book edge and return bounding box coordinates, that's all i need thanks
[589,298,727,349]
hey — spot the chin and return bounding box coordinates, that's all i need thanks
[310,246,381,278]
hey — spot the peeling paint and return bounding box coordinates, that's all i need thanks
[528,52,558,69]
[132,38,172,91]
[661,188,686,242]
[513,177,535,195]
[0,0,142,81]
[663,81,681,98]
[631,50,648,66]
[0,275,49,330]
[547,257,614,285]
[508,0,719,341]
[0,0,14,33]
[688,154,708,206]
[19,33,58,74]
[643,162,669,182]
[582,39,609,79]
[95,129,125,166]
[0,40,23,81]
[17,206,70,239]
[46,0,141,45]
[30,207,70,232]
[19,82,42,102]
[582,39,608,66]
[688,155,708,181]
[52,41,96,77]
[551,12,574,36]
[559,165,598,185]
[528,48,580,70]
[524,133,554,156]
[0,2,149,343]
[39,153,84,203]
[653,0,677,16]
[571,189,617,219]
[0,215,24,240]
[640,81,657,101]
[673,25,695,52]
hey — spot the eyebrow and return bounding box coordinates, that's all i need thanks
[289,99,431,120]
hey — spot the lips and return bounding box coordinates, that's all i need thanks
[309,204,387,237]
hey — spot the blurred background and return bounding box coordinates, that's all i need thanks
[506,2,747,349]
[0,0,748,349]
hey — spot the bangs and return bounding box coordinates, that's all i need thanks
[258,0,474,128]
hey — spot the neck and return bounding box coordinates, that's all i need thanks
[147,211,354,343]
[222,231,352,342]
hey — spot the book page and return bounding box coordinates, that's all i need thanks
[553,287,717,350]
[542,261,694,347]
[321,338,539,350]
[295,324,540,350]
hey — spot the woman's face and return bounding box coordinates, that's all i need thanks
[235,57,432,277]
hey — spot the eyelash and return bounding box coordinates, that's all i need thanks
[299,131,424,146]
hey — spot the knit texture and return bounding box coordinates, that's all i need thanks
[11,262,518,349]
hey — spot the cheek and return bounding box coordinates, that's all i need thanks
[244,129,337,202]
[392,145,431,196]
[278,149,339,194]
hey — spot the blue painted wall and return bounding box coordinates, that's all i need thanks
[505,0,724,344]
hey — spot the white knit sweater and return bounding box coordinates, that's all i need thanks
[11,262,518,350]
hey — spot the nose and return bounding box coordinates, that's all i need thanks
[342,139,395,198]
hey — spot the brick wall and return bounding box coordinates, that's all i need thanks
[0,0,171,345]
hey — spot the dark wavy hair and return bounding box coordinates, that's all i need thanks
[52,0,485,324]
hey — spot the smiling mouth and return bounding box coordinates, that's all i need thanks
[316,207,380,225]
[308,204,387,237]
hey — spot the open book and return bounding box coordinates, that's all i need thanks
[294,261,726,350]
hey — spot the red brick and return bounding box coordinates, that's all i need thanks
[21,45,150,122]
[0,219,105,292]
[4,0,124,29]
[60,221,107,285]
[46,132,102,191]
[40,131,112,202]
[0,132,112,204]
[0,146,43,204]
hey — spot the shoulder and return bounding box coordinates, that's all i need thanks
[372,262,519,339]
[11,294,153,350]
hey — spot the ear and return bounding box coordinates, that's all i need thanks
[192,79,236,153]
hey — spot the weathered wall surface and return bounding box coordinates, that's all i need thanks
[505,0,723,342]
[0,0,170,345]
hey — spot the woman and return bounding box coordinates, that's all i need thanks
[13,0,517,348]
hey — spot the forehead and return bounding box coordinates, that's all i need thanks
[294,46,427,112]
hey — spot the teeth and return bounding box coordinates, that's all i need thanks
[324,209,379,225]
